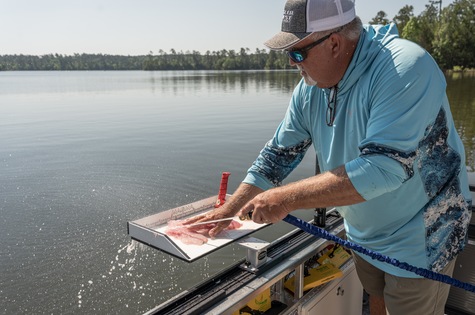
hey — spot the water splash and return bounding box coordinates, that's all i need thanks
[77,240,147,309]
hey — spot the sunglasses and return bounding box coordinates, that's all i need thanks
[286,30,339,63]
[326,86,338,126]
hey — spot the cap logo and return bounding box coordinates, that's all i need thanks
[283,10,294,24]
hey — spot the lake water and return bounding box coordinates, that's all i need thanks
[1,70,474,315]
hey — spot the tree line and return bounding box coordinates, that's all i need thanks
[0,49,290,72]
[1,0,473,72]
[370,0,474,70]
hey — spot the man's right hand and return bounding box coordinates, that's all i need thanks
[183,183,264,238]
[182,205,236,238]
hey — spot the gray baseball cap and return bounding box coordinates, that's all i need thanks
[265,0,356,50]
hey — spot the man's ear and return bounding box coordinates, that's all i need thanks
[329,34,341,57]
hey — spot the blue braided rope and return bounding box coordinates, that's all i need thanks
[282,214,475,293]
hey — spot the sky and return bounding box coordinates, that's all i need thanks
[1,0,453,56]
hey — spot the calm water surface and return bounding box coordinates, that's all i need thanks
[0,70,474,314]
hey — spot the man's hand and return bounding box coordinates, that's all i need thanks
[239,187,292,224]
[182,183,265,238]
[182,205,236,238]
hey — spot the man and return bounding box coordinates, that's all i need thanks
[186,0,472,314]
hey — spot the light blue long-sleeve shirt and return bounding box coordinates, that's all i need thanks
[243,23,472,277]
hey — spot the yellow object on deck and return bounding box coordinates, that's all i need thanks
[317,245,351,268]
[284,263,343,293]
[232,288,271,315]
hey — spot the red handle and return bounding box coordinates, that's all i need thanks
[215,172,231,208]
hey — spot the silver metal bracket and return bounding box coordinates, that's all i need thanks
[238,237,271,273]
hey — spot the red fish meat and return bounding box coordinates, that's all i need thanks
[165,219,243,245]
